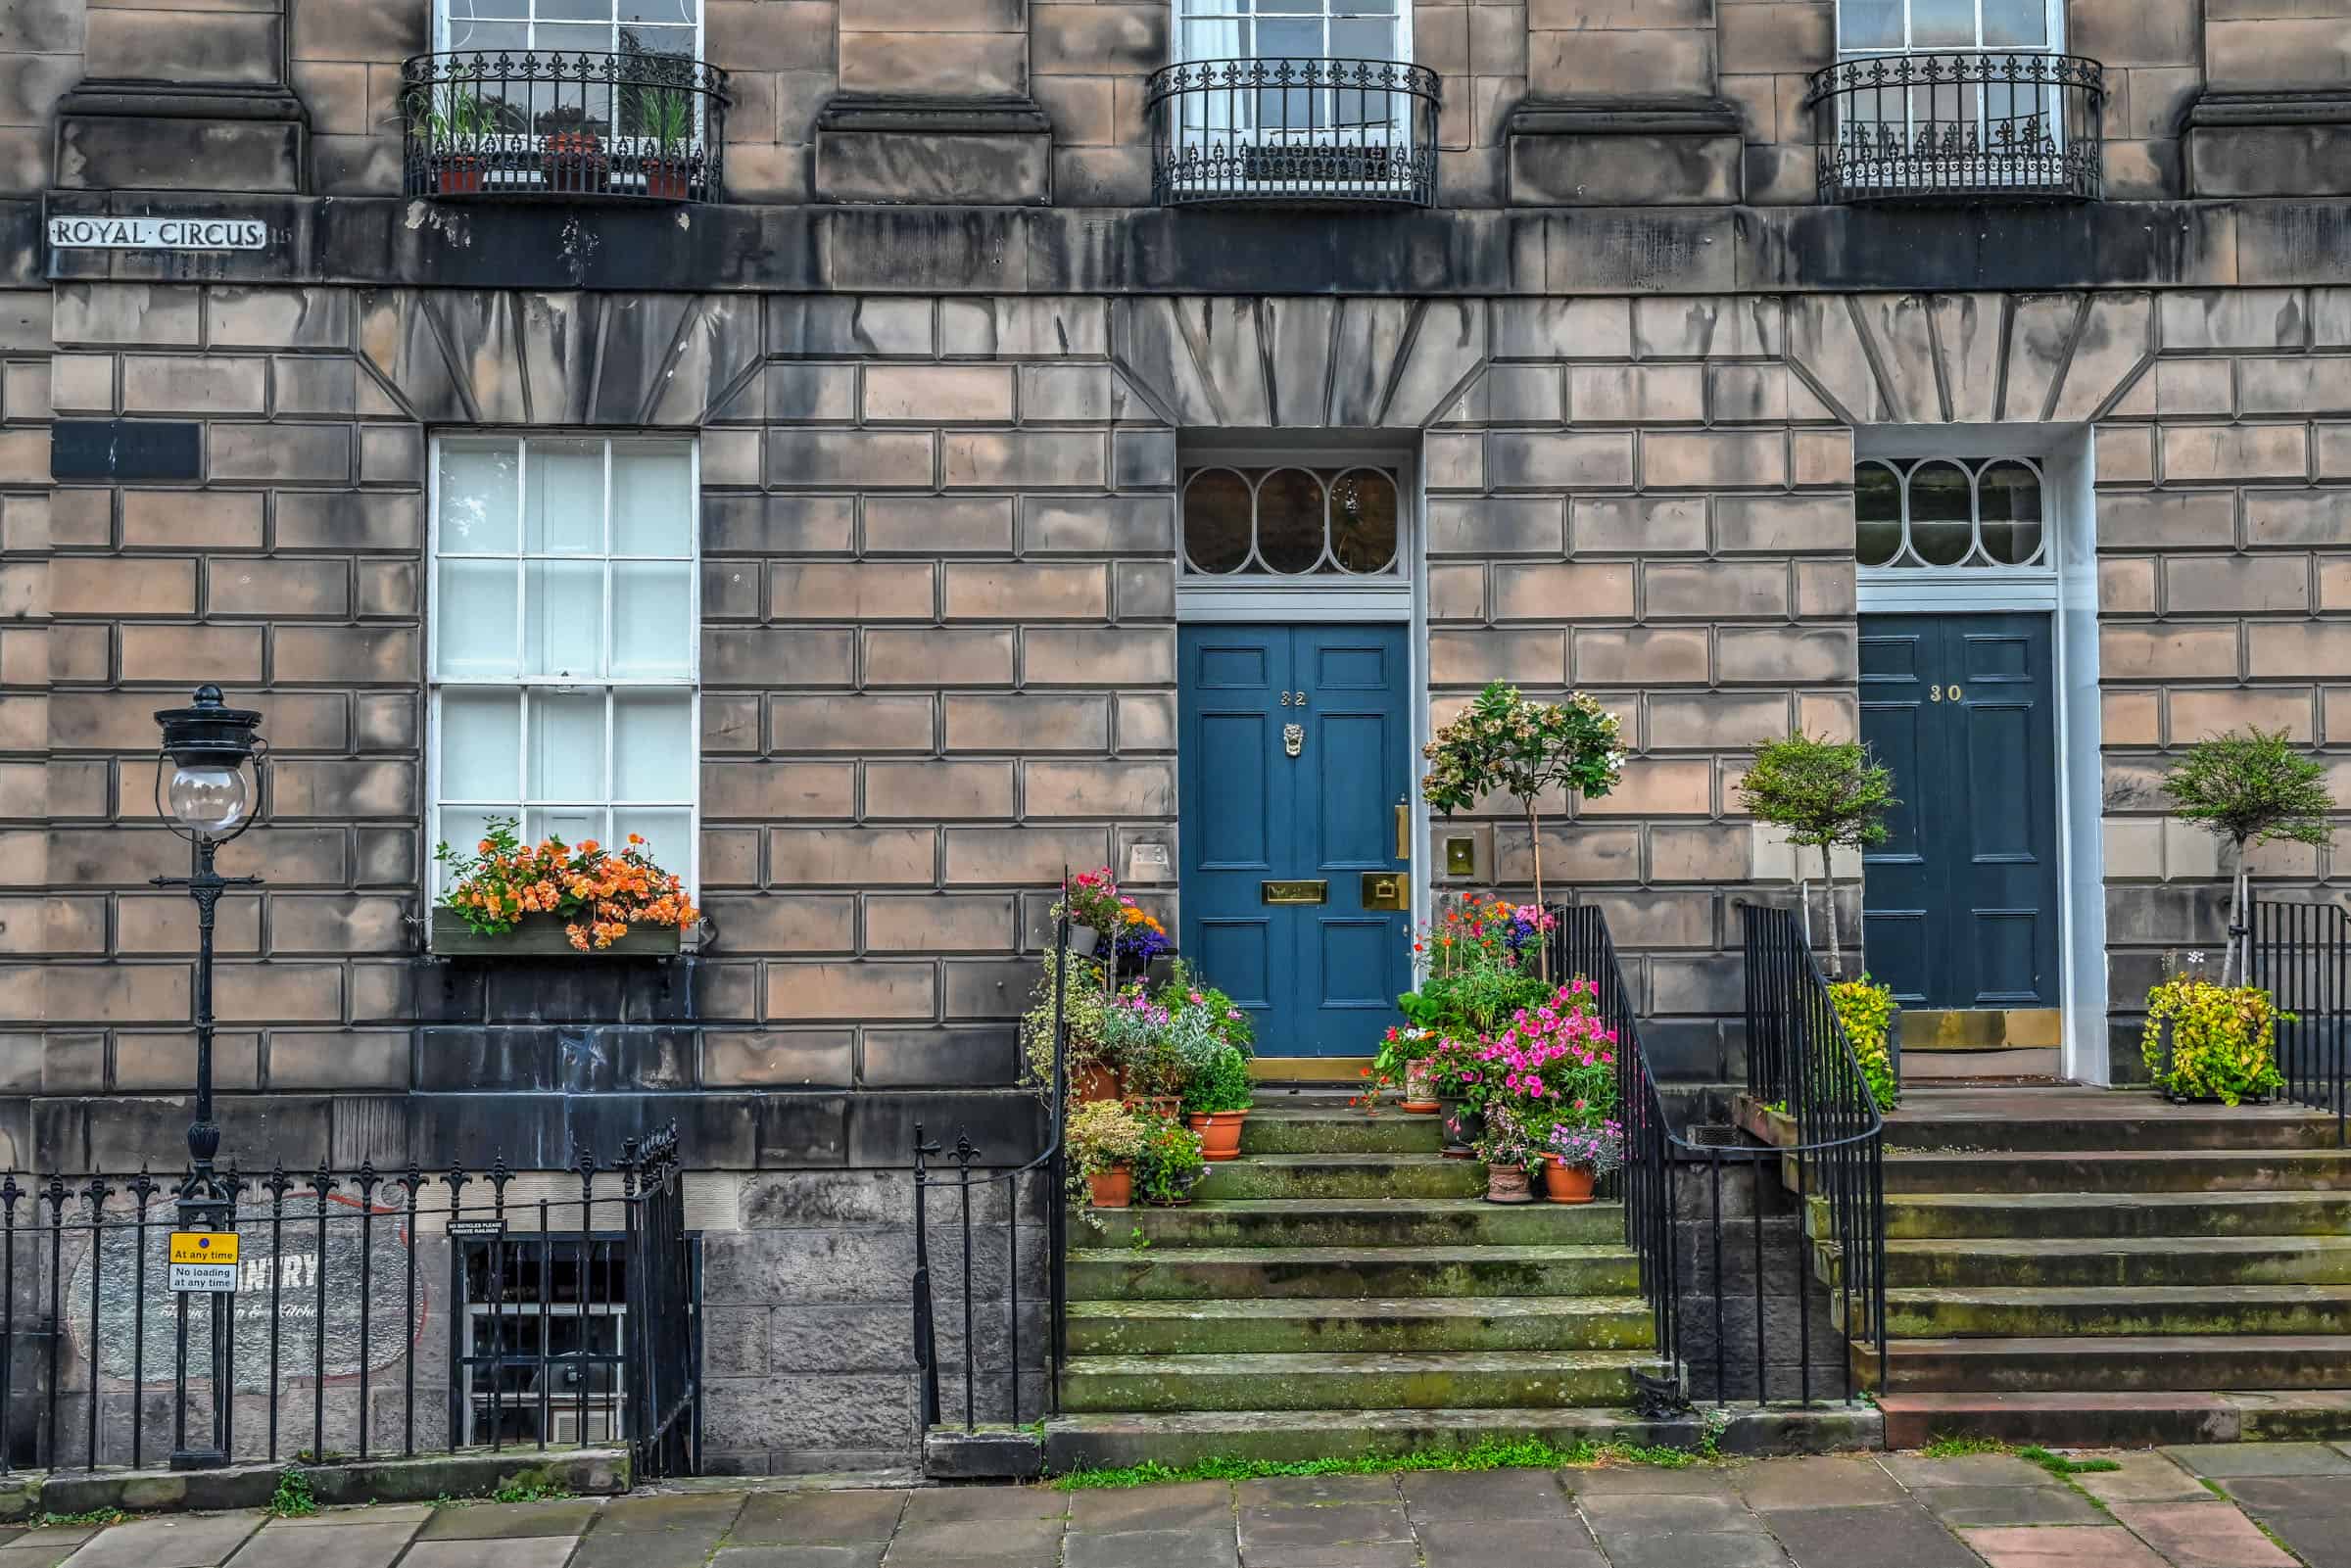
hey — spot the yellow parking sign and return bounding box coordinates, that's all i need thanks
[168,1231,239,1266]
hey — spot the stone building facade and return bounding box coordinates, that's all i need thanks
[0,0,2348,1472]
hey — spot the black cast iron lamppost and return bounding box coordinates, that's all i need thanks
[151,685,265,1470]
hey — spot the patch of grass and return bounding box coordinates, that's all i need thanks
[32,1508,126,1529]
[1917,1436,2120,1480]
[1051,1435,1705,1490]
[489,1481,575,1504]
[266,1470,320,1519]
[1919,1435,2010,1458]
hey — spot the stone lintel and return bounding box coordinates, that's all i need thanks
[1507,96,1745,208]
[814,93,1052,207]
[2187,90,2351,198]
[57,81,311,195]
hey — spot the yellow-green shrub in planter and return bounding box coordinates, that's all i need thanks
[2140,977,2285,1105]
[1828,975,1898,1114]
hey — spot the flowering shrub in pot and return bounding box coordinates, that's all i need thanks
[1069,1099,1146,1208]
[1475,1103,1539,1203]
[1542,1119,1624,1205]
[1183,1043,1254,1160]
[1136,1112,1207,1206]
[1053,868,1126,958]
[431,818,696,954]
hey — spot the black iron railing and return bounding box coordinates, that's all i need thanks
[1144,57,1440,207]
[912,906,1068,1431]
[400,50,728,204]
[2249,897,2351,1144]
[1805,50,2104,204]
[0,1127,698,1479]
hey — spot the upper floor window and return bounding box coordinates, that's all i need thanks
[1174,0,1406,70]
[1855,456,2048,573]
[1837,0,2059,55]
[440,0,699,61]
[1181,463,1405,578]
[429,436,700,904]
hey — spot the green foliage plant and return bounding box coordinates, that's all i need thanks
[266,1469,320,1518]
[2141,967,2285,1105]
[1134,1113,1207,1203]
[1021,949,1112,1099]
[1420,684,1625,976]
[1735,733,1897,980]
[1183,1043,1254,1117]
[1051,1434,1703,1489]
[2160,728,2337,984]
[1066,1099,1147,1209]
[1827,975,1898,1113]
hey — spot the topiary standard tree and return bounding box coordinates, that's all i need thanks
[1420,681,1625,979]
[2160,728,2337,985]
[1735,732,1898,980]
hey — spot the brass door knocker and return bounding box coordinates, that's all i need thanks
[1283,723,1304,758]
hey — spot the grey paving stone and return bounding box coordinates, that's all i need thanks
[1914,1486,2103,1528]
[224,1519,417,1568]
[1400,1468,1575,1521]
[711,1547,884,1568]
[2072,1453,2212,1504]
[1882,1453,2058,1490]
[1061,1526,1237,1568]
[2167,1443,2351,1479]
[1066,1481,1231,1533]
[895,1488,1065,1528]
[1414,1519,1607,1566]
[2107,1500,2296,1568]
[1233,1474,1399,1508]
[1578,1493,1763,1535]
[2237,1511,2351,1568]
[1600,1531,1793,1568]
[884,1518,1063,1562]
[2213,1475,2338,1512]
[1566,1465,1743,1497]
[731,1493,907,1545]
[1757,1503,1984,1568]
[1237,1503,1412,1549]
[594,1495,750,1535]
[62,1514,265,1568]
[397,1541,580,1568]
[418,1500,601,1541]
[1229,1544,1418,1568]
[257,1506,434,1531]
[0,1540,96,1568]
[1739,1455,1910,1511]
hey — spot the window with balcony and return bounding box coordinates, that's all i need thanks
[428,435,700,918]
[404,1,727,204]
[1147,0,1437,207]
[1808,0,2102,203]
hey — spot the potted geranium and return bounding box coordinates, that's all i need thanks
[1135,1112,1207,1206]
[431,818,696,955]
[1069,1099,1146,1208]
[1476,1103,1539,1204]
[1369,1025,1443,1113]
[1053,868,1124,959]
[1542,1119,1624,1205]
[1426,1035,1487,1159]
[1183,1042,1254,1160]
[1021,949,1115,1103]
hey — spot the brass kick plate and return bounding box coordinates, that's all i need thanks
[1362,873,1409,911]
[1261,879,1328,905]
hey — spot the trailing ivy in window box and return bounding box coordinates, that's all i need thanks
[432,817,697,956]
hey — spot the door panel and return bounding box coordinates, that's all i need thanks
[1859,612,2061,1010]
[1181,623,1410,1055]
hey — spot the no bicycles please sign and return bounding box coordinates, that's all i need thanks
[168,1231,240,1294]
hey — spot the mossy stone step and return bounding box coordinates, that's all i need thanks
[1067,1244,1642,1302]
[1883,1148,2351,1196]
[1192,1154,1486,1201]
[1040,1406,1743,1471]
[1886,1235,2351,1290]
[1060,1350,1656,1412]
[1241,1108,1446,1156]
[1121,1198,1624,1249]
[1880,1190,2351,1241]
[1885,1108,2340,1154]
[1867,1333,2351,1394]
[1884,1284,2351,1340]
[1065,1294,1655,1355]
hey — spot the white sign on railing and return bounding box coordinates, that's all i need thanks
[47,216,268,252]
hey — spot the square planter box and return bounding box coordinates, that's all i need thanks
[431,908,682,958]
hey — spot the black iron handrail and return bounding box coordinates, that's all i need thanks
[1804,49,2104,204]
[2249,897,2351,1145]
[400,49,729,205]
[912,902,1069,1432]
[1144,57,1440,207]
[1554,902,1886,1404]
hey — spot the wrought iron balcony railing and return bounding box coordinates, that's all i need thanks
[1805,51,2104,205]
[1145,58,1440,208]
[401,50,729,206]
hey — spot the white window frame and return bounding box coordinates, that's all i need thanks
[1829,0,2072,191]
[438,0,704,62]
[425,433,702,922]
[1854,451,2056,603]
[1165,3,1417,191]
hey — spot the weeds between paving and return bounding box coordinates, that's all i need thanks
[1050,1433,1720,1490]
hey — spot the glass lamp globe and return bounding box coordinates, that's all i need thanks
[168,762,251,836]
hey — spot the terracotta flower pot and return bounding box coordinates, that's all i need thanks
[1484,1164,1533,1204]
[1073,1063,1122,1105]
[1400,1059,1441,1114]
[1188,1110,1247,1161]
[1142,1095,1183,1121]
[1441,1103,1482,1160]
[1540,1155,1597,1205]
[1086,1165,1132,1209]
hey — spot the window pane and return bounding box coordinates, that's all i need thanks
[534,21,614,54]
[1258,19,1319,60]
[1909,0,1976,45]
[436,808,508,891]
[1906,459,1973,566]
[1329,19,1397,62]
[529,692,607,802]
[622,0,695,23]
[1855,461,1903,566]
[1328,468,1397,573]
[445,18,530,54]
[528,806,605,851]
[611,562,694,677]
[1982,0,2046,45]
[441,689,522,800]
[620,24,694,59]
[614,693,693,800]
[1183,468,1252,573]
[524,560,606,677]
[1977,459,2044,564]
[613,807,692,869]
[436,559,520,677]
[439,441,519,555]
[526,439,605,554]
[611,442,694,555]
[1256,468,1324,573]
[1840,0,1903,48]
[539,0,617,20]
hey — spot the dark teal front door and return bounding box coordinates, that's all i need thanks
[1859,612,2062,1009]
[1178,624,1412,1055]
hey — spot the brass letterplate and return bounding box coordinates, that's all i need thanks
[1261,879,1328,905]
[1362,873,1409,911]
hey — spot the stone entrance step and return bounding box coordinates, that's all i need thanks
[1061,1349,1662,1412]
[1884,1147,2351,1194]
[1886,1283,2351,1339]
[1066,1294,1655,1355]
[1191,1153,1485,1201]
[1869,1333,2351,1393]
[1885,1234,2351,1290]
[1873,1389,2351,1449]
[1241,1108,1446,1155]
[1068,1243,1643,1301]
[1885,1189,2351,1240]
[1120,1197,1621,1249]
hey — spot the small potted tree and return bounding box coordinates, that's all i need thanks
[2161,727,2337,988]
[1069,1099,1146,1208]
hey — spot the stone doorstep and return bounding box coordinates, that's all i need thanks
[7,1447,629,1521]
[1900,1010,2064,1052]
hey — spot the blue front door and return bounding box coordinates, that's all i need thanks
[1178,624,1412,1055]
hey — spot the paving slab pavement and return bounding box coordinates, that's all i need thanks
[31,1442,2351,1568]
